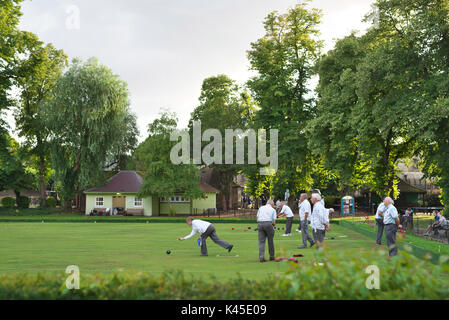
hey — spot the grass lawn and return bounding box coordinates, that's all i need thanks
[0,220,447,282]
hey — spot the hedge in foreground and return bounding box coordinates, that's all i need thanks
[1,248,448,300]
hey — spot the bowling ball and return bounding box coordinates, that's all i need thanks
[166,250,171,255]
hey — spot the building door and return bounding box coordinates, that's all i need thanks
[113,196,126,209]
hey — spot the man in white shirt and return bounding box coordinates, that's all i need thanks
[310,194,330,249]
[178,217,233,257]
[383,197,402,257]
[257,199,277,262]
[298,193,315,249]
[375,199,387,245]
[277,201,294,236]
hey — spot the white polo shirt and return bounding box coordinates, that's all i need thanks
[299,199,312,222]
[383,205,399,225]
[280,205,294,218]
[311,201,329,231]
[257,204,276,222]
[184,219,211,239]
[375,203,387,220]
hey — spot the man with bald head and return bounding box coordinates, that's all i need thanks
[257,199,277,262]
[383,197,402,257]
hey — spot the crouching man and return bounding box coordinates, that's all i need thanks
[178,217,233,256]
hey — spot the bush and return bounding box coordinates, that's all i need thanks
[17,196,30,209]
[1,197,15,208]
[0,248,447,300]
[324,195,339,206]
[169,207,176,217]
[45,197,57,208]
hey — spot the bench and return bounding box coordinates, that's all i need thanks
[90,208,110,216]
[126,209,144,216]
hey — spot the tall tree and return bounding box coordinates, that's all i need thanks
[367,0,449,212]
[44,58,139,210]
[14,38,68,206]
[246,2,323,205]
[188,74,256,211]
[0,0,24,128]
[136,110,204,212]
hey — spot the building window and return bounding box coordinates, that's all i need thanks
[134,197,143,207]
[96,197,104,207]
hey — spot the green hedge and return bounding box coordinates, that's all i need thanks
[1,197,15,208]
[45,197,57,208]
[0,249,448,300]
[17,196,30,209]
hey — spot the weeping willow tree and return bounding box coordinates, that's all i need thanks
[44,58,139,210]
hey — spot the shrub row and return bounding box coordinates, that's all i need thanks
[0,249,448,300]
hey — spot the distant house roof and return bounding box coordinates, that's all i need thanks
[84,171,220,194]
[199,182,220,194]
[0,190,40,198]
[84,171,143,194]
[397,177,427,194]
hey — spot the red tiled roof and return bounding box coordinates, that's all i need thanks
[84,171,143,194]
[199,182,220,193]
[84,171,220,195]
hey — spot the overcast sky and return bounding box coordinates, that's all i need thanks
[12,0,375,141]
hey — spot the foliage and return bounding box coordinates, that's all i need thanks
[44,58,139,209]
[136,110,204,205]
[0,0,24,127]
[45,196,57,208]
[17,196,30,209]
[188,74,257,210]
[0,133,35,198]
[0,248,447,300]
[13,35,68,207]
[1,197,15,208]
[246,2,325,202]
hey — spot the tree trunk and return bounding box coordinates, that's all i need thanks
[39,153,47,207]
[14,190,21,207]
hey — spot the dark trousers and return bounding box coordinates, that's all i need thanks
[258,221,275,260]
[312,228,326,249]
[200,225,231,256]
[300,220,314,247]
[285,217,293,234]
[375,218,384,245]
[385,224,398,257]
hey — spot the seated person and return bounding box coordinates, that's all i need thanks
[433,212,447,237]
[424,211,443,236]
[401,208,412,232]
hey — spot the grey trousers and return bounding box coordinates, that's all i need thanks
[385,224,398,257]
[200,225,231,256]
[312,228,326,249]
[258,221,275,260]
[375,218,384,245]
[300,220,314,247]
[285,217,293,234]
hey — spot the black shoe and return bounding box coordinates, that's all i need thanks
[260,259,267,263]
[228,245,234,253]
[298,245,307,249]
[200,254,208,257]
[270,257,275,261]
